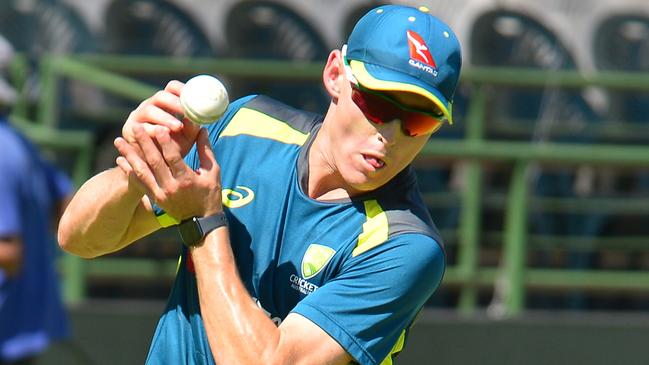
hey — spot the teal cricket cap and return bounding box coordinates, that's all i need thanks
[344,5,462,124]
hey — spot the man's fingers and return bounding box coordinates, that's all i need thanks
[114,136,162,197]
[158,83,202,146]
[164,80,184,96]
[152,89,185,122]
[196,128,216,172]
[139,103,183,132]
[115,156,133,174]
[114,136,145,162]
[157,127,190,179]
[115,156,152,196]
[132,125,175,189]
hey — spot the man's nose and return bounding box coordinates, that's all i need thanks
[377,119,401,145]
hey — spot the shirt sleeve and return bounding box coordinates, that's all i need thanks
[291,233,445,365]
[0,143,27,237]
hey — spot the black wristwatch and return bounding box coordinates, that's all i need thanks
[178,211,228,247]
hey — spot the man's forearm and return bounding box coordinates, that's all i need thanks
[192,227,285,364]
[58,167,158,258]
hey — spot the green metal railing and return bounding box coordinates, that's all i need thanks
[15,54,649,316]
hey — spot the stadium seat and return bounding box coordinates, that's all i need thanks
[593,15,649,191]
[103,0,214,58]
[594,15,649,127]
[470,9,606,309]
[342,3,389,40]
[0,1,95,55]
[592,15,649,275]
[0,0,97,115]
[471,10,600,143]
[224,0,329,113]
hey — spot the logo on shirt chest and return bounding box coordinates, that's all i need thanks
[301,244,336,279]
[222,185,255,208]
[289,244,336,295]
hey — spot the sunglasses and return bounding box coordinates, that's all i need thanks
[349,83,444,137]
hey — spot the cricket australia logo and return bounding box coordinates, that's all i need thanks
[289,244,336,295]
[222,185,255,208]
[301,244,336,279]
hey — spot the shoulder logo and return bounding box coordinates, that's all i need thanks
[222,186,255,208]
[301,244,336,279]
[407,30,438,76]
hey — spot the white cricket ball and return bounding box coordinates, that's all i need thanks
[180,75,229,125]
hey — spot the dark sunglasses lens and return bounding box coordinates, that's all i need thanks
[402,113,442,136]
[351,88,385,125]
[351,87,442,136]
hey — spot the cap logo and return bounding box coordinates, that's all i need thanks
[406,30,438,76]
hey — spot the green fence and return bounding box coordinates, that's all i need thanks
[11,54,649,317]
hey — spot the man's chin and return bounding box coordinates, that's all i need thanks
[346,175,388,194]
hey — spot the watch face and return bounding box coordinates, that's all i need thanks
[179,218,203,246]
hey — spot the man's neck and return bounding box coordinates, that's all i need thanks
[307,131,342,200]
[306,121,361,202]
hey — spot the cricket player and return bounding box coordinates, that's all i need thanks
[59,5,462,364]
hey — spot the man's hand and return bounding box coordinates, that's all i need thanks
[59,83,203,258]
[115,125,222,221]
[122,80,201,157]
[0,236,22,276]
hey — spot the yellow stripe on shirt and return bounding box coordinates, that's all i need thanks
[220,108,309,146]
[379,330,406,365]
[353,200,389,257]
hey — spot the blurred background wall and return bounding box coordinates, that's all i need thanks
[1,0,649,363]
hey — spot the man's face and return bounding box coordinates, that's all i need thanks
[329,80,440,193]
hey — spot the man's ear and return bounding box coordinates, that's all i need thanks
[322,49,345,102]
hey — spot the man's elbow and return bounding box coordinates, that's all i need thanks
[57,220,101,259]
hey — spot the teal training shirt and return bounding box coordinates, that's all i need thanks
[146,95,445,365]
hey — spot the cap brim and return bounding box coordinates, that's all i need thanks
[349,60,452,124]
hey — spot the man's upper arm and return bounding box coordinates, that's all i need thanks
[278,313,353,365]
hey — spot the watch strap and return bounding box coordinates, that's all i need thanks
[196,212,228,235]
[179,211,228,247]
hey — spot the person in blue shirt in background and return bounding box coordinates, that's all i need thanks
[0,35,71,365]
